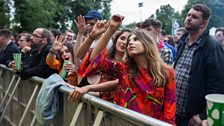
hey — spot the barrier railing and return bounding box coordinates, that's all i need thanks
[0,65,173,126]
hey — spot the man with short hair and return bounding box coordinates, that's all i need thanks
[20,28,57,79]
[174,27,187,48]
[142,18,173,65]
[0,29,20,66]
[174,4,224,126]
[64,29,76,44]
[215,27,224,48]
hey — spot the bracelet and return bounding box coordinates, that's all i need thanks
[49,50,55,54]
[89,34,95,40]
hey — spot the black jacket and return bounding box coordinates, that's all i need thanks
[174,30,224,120]
[0,42,20,66]
[20,43,57,79]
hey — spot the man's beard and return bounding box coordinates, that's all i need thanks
[185,22,201,32]
[31,44,39,50]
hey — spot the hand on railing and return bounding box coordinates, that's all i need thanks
[68,86,90,102]
[8,61,23,72]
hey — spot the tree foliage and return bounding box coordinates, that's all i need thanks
[155,4,182,35]
[0,0,11,28]
[57,0,112,32]
[1,0,112,33]
[13,0,61,32]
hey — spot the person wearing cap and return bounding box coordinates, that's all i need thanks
[84,10,103,33]
[76,10,112,60]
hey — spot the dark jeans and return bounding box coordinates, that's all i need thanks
[176,114,191,126]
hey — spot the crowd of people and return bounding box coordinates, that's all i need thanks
[0,4,224,126]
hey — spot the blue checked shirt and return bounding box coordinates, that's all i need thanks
[159,43,173,65]
[175,38,201,116]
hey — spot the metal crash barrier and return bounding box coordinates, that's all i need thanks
[0,65,173,126]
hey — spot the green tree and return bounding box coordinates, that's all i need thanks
[0,0,11,28]
[56,0,112,32]
[13,0,61,32]
[155,4,182,34]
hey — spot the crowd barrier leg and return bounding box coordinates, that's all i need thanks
[0,77,21,123]
[0,75,16,110]
[30,115,36,126]
[69,102,83,126]
[93,110,104,126]
[18,84,39,126]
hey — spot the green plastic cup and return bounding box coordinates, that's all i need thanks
[61,60,71,79]
[205,94,224,126]
[13,53,22,70]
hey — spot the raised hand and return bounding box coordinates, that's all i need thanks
[74,15,87,34]
[51,35,65,53]
[109,14,124,28]
[90,20,107,39]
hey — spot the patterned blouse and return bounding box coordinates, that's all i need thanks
[79,49,176,124]
[78,49,117,101]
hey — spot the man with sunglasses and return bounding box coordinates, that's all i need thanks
[19,28,57,79]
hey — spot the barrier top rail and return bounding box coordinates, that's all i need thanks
[0,64,173,126]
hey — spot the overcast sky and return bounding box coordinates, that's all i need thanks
[111,0,188,25]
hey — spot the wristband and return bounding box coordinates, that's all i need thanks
[49,50,55,54]
[89,34,95,40]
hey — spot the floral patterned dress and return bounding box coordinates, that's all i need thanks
[79,48,176,124]
[78,49,118,101]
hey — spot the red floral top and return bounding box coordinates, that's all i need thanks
[80,48,176,124]
[78,49,117,101]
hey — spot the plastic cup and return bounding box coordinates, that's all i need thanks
[61,60,71,79]
[13,53,22,70]
[205,94,224,126]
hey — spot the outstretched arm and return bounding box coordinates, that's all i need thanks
[89,14,124,62]
[73,15,87,71]
[68,79,118,102]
